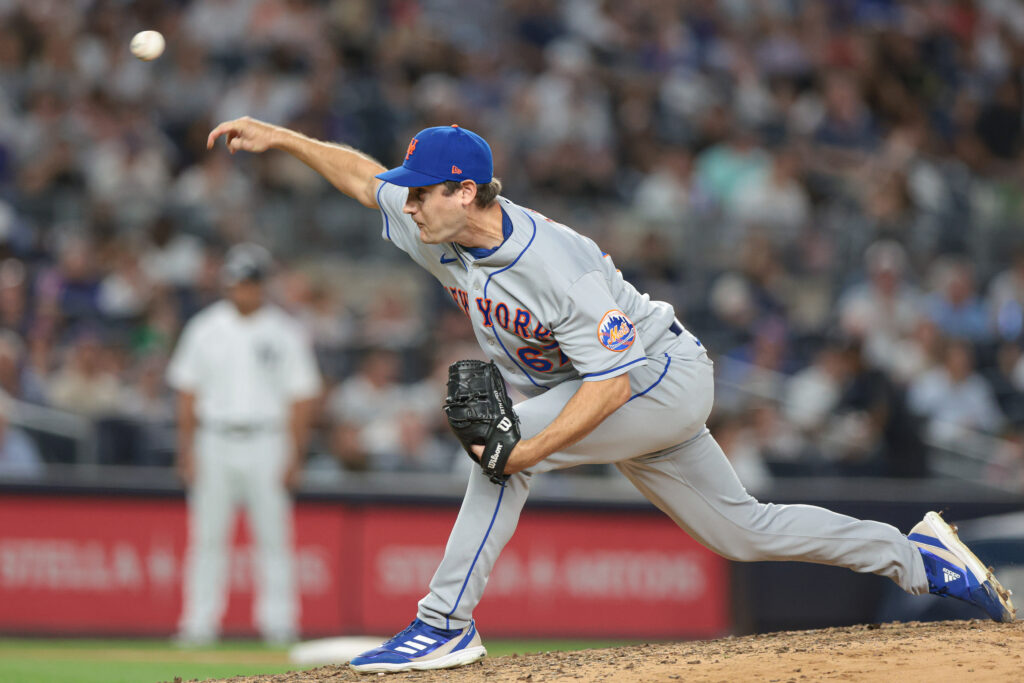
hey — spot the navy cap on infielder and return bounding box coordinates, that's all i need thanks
[376,125,493,187]
[222,242,273,286]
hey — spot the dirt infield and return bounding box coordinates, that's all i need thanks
[209,620,1022,683]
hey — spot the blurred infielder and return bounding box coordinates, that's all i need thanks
[208,119,1016,672]
[168,243,322,644]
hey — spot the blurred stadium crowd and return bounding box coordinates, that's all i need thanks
[0,0,1024,491]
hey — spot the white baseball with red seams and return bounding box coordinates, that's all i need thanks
[130,30,165,61]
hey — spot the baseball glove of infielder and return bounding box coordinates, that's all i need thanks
[444,360,520,484]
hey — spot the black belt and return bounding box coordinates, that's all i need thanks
[668,320,701,346]
[202,422,278,437]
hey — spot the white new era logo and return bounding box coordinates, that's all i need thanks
[943,567,961,583]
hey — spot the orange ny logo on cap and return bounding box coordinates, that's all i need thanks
[405,138,418,161]
[451,165,463,175]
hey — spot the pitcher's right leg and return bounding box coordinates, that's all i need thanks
[616,429,928,594]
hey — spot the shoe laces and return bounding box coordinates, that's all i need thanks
[382,620,423,649]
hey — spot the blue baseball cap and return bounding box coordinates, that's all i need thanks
[376,125,493,187]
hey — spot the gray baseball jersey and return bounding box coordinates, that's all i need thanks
[376,181,704,397]
[374,179,927,632]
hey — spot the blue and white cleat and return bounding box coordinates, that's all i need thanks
[349,618,486,673]
[909,511,1016,623]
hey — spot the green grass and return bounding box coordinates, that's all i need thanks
[0,638,639,683]
[0,639,295,683]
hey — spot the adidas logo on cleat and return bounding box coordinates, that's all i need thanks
[394,635,438,655]
[910,512,1016,622]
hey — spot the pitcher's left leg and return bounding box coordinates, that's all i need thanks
[351,469,527,673]
[417,468,532,630]
[354,354,720,673]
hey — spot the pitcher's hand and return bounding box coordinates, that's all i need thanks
[207,116,279,154]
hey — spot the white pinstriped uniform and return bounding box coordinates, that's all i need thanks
[168,300,322,640]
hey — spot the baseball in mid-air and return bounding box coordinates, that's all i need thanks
[130,30,165,61]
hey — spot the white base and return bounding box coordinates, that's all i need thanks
[288,636,390,665]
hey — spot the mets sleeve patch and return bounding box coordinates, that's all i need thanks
[598,310,636,352]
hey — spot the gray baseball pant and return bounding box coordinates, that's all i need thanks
[418,336,928,630]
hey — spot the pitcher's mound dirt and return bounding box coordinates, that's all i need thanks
[208,619,1022,683]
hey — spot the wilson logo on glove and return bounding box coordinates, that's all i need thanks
[444,359,520,485]
[487,445,503,470]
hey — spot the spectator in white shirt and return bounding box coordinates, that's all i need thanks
[908,339,1005,447]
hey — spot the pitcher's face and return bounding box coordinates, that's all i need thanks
[403,184,467,244]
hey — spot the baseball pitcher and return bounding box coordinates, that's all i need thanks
[208,118,1015,673]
